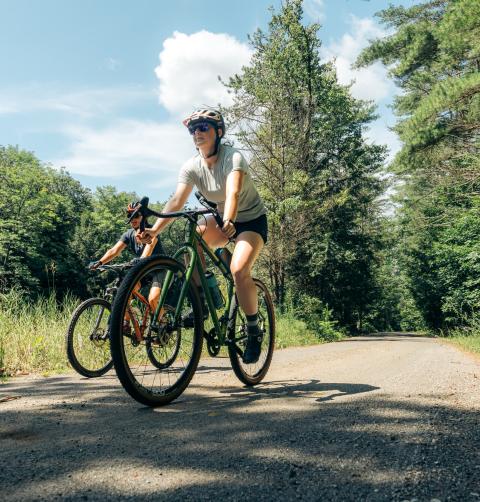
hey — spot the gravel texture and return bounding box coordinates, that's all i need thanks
[1,333,479,501]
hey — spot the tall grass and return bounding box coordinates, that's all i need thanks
[0,289,78,376]
[0,290,333,377]
[445,315,480,355]
[275,309,335,348]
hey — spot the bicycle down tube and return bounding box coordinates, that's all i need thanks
[152,212,234,341]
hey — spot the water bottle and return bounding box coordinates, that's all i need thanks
[205,270,224,309]
[215,248,232,270]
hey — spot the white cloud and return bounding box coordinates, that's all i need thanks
[303,0,326,22]
[321,16,392,102]
[54,119,193,181]
[155,30,252,117]
[0,85,151,118]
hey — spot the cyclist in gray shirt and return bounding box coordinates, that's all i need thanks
[138,108,268,363]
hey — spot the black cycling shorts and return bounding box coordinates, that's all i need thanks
[233,214,268,244]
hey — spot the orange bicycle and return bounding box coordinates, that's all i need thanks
[66,262,180,377]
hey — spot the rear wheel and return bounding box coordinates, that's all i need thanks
[66,298,113,378]
[110,256,203,407]
[228,279,275,385]
[146,305,182,369]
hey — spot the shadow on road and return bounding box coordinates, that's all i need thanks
[1,369,479,501]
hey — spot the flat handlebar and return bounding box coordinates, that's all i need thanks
[128,191,224,228]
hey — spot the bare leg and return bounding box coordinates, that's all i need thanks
[230,231,264,315]
[148,286,160,313]
[191,215,228,287]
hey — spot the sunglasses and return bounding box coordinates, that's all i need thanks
[127,212,141,219]
[188,122,211,135]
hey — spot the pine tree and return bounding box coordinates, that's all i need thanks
[225,0,386,331]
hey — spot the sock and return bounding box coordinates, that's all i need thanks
[246,312,259,334]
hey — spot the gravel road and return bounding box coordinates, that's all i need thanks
[1,333,479,501]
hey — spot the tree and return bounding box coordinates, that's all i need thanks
[356,0,480,330]
[225,0,386,331]
[0,146,90,297]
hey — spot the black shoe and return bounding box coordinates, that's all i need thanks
[242,328,263,364]
[182,305,208,328]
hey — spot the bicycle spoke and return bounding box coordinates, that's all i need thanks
[228,278,275,385]
[110,258,203,405]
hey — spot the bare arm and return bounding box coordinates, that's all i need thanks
[98,240,127,264]
[221,170,244,238]
[140,236,158,258]
[223,170,244,222]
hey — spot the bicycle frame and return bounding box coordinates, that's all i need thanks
[154,216,235,345]
[99,263,151,343]
[127,289,151,342]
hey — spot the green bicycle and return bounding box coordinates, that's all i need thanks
[109,193,275,407]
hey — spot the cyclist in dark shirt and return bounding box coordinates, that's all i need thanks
[90,201,164,312]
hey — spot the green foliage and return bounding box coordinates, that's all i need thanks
[0,146,169,300]
[295,295,344,341]
[433,201,480,324]
[0,146,91,297]
[357,0,480,332]
[275,308,329,348]
[225,0,387,333]
[446,313,480,354]
[0,288,78,375]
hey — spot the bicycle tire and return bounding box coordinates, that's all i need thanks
[66,297,114,378]
[110,256,203,407]
[228,278,275,386]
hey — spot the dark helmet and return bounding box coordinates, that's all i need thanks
[126,201,141,217]
[182,108,226,136]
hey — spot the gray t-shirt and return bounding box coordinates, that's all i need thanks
[178,145,266,223]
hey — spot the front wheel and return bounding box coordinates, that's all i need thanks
[228,279,275,386]
[66,297,114,378]
[110,256,204,407]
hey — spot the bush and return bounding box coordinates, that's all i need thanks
[294,295,344,341]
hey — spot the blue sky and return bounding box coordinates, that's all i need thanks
[0,0,419,202]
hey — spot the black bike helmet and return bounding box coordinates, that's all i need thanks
[126,201,141,217]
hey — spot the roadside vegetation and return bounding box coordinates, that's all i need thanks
[0,289,339,377]
[0,290,76,377]
[444,316,480,355]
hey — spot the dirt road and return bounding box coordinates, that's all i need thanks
[1,333,479,501]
